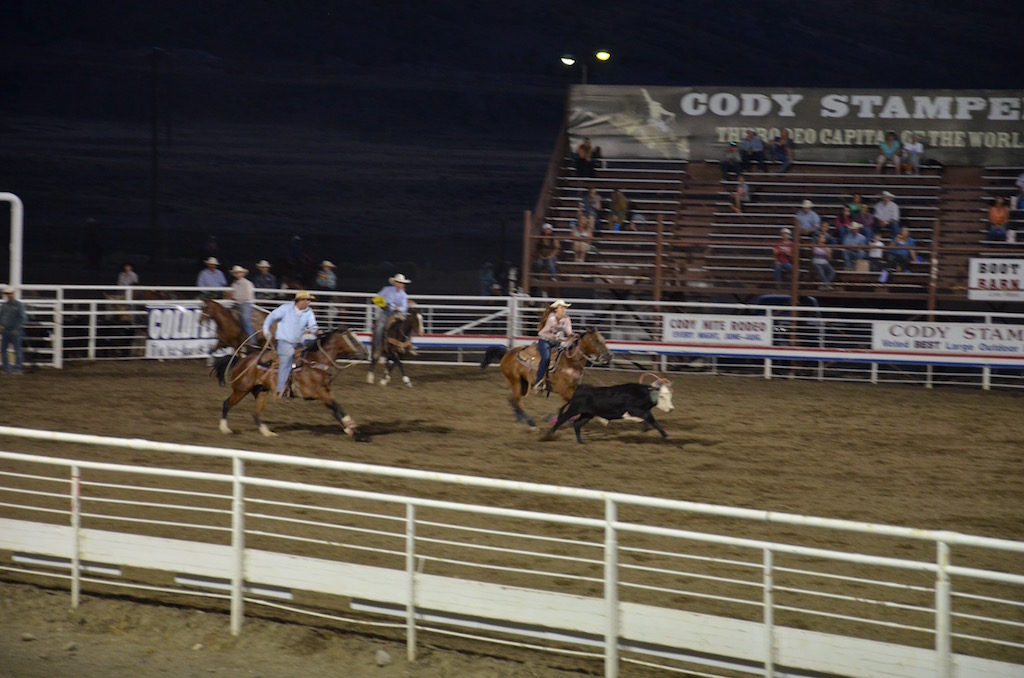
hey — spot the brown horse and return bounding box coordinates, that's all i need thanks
[366,308,424,387]
[212,327,368,437]
[200,297,269,352]
[479,327,612,429]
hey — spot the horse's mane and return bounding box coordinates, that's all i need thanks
[301,327,349,357]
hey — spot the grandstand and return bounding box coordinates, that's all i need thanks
[523,87,1024,310]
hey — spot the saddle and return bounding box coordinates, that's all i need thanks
[516,342,564,375]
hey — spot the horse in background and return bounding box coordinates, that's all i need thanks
[366,307,423,388]
[200,297,269,352]
[212,327,367,437]
[479,327,612,430]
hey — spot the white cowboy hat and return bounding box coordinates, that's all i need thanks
[802,200,813,209]
[204,257,220,265]
[881,190,895,198]
[2,286,14,294]
[320,260,336,268]
[294,290,315,300]
[781,228,792,236]
[255,259,271,269]
[230,265,248,274]
[389,273,411,284]
[549,299,571,309]
[542,222,553,231]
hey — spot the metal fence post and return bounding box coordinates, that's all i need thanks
[763,548,775,678]
[507,295,518,348]
[406,503,418,662]
[87,301,97,360]
[71,465,81,609]
[230,457,245,636]
[53,288,64,369]
[935,541,952,678]
[604,498,619,678]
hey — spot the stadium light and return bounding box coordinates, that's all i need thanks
[559,50,612,84]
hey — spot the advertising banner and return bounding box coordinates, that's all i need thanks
[663,313,772,347]
[968,258,1024,301]
[568,86,1024,164]
[145,305,217,359]
[872,320,1024,358]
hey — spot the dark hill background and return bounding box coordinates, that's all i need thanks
[2,0,1022,291]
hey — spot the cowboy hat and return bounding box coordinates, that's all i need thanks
[294,290,315,301]
[389,273,412,284]
[320,260,336,268]
[2,286,14,294]
[255,259,271,269]
[549,299,571,309]
[204,257,220,265]
[542,222,553,231]
[230,265,248,274]
[802,200,813,209]
[881,190,895,198]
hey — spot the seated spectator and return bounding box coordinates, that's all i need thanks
[855,205,877,241]
[794,199,821,239]
[534,224,559,274]
[740,129,767,172]
[117,262,139,287]
[876,131,902,174]
[574,136,595,177]
[570,219,592,263]
[771,130,795,173]
[902,133,924,175]
[721,141,742,180]
[811,232,836,288]
[889,227,916,272]
[578,187,601,233]
[1015,171,1024,209]
[608,188,629,231]
[842,223,868,270]
[732,175,751,213]
[987,196,1011,242]
[868,232,886,272]
[772,228,793,287]
[874,190,901,240]
[834,206,854,243]
[847,192,865,218]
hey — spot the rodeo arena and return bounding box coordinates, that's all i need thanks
[3,86,1024,678]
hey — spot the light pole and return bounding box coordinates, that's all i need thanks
[560,50,611,84]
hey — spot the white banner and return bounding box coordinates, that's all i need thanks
[663,313,772,346]
[968,258,1024,300]
[145,305,217,359]
[873,321,1024,357]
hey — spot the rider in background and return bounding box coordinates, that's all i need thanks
[534,299,573,393]
[262,290,318,398]
[373,273,415,358]
[229,265,258,348]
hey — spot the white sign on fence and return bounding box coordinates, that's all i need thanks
[663,313,772,346]
[873,320,1024,358]
[145,305,217,359]
[968,258,1024,300]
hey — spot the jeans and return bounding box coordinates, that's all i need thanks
[813,261,835,284]
[275,340,296,395]
[374,308,395,353]
[843,249,866,269]
[2,329,24,372]
[237,302,256,343]
[534,339,552,386]
[773,262,792,282]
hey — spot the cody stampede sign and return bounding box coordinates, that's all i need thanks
[567,86,1024,164]
[146,304,217,359]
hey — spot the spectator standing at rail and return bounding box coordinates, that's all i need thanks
[252,260,278,296]
[902,133,924,175]
[876,131,902,174]
[117,262,139,288]
[988,196,1010,241]
[479,261,497,296]
[772,228,794,287]
[315,260,337,295]
[196,257,227,288]
[229,265,258,347]
[771,131,795,173]
[534,224,559,276]
[740,129,767,173]
[0,286,27,374]
[795,200,821,239]
[874,191,901,240]
[262,290,319,399]
[721,141,742,180]
[732,174,751,213]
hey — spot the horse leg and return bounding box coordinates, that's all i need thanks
[219,389,248,434]
[544,403,575,440]
[251,388,277,437]
[393,355,412,388]
[379,354,392,386]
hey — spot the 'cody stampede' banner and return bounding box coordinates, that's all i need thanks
[567,86,1024,164]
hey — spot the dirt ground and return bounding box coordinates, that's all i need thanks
[1,360,1023,676]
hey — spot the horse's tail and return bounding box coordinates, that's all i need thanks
[480,346,507,368]
[211,354,239,386]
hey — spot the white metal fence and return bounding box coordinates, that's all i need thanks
[12,285,1024,390]
[0,426,1022,677]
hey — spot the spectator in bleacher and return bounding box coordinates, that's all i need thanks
[847,193,865,218]
[771,131,795,173]
[1015,172,1024,209]
[252,260,278,296]
[534,224,559,275]
[609,188,630,231]
[772,228,793,287]
[902,133,924,175]
[834,206,854,243]
[578,187,601,233]
[570,218,592,263]
[874,191,901,240]
[794,199,821,239]
[889,227,916,272]
[842,223,868,270]
[117,262,139,287]
[868,232,886,272]
[740,129,767,173]
[479,261,497,296]
[721,141,742,180]
[811,232,836,288]
[732,175,751,213]
[855,204,877,241]
[876,131,902,174]
[196,256,227,288]
[987,196,1010,242]
[575,137,595,177]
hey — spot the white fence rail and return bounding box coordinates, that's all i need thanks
[0,426,1022,677]
[12,285,1024,390]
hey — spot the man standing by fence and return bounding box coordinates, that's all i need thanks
[0,287,28,374]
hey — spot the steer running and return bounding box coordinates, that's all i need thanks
[546,382,674,443]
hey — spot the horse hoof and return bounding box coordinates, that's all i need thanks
[365,373,375,384]
[219,420,232,434]
[259,425,277,437]
[402,376,413,388]
[379,377,390,387]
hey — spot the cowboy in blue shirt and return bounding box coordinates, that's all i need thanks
[262,290,319,398]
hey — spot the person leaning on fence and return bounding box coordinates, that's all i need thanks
[262,290,319,398]
[197,256,227,288]
[252,260,278,297]
[0,286,28,374]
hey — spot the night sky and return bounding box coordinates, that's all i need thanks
[2,0,1023,290]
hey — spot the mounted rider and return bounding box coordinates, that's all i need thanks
[228,265,259,348]
[534,299,574,393]
[372,273,416,360]
[262,290,319,398]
